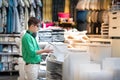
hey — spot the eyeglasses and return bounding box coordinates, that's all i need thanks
[34,24,39,28]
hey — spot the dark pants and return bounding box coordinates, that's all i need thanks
[52,0,65,21]
[70,0,79,21]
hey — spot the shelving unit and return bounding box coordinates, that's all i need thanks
[101,23,109,38]
[0,34,20,76]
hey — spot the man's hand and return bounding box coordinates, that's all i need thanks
[44,49,53,53]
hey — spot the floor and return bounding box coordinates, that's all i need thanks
[0,72,19,80]
[0,76,18,80]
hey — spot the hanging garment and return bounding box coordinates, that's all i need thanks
[70,0,78,21]
[86,23,91,34]
[86,11,92,23]
[0,45,3,52]
[19,6,25,31]
[85,0,90,10]
[35,0,42,7]
[90,23,95,34]
[42,0,46,21]
[76,0,86,10]
[97,11,104,23]
[29,0,36,8]
[7,0,14,33]
[64,0,70,13]
[2,0,8,7]
[24,7,29,30]
[77,22,87,31]
[97,0,101,10]
[12,0,21,33]
[0,0,2,8]
[36,6,42,20]
[100,0,104,10]
[36,6,42,28]
[90,22,101,34]
[2,7,7,28]
[94,0,98,10]
[94,11,98,23]
[76,10,88,22]
[18,0,25,7]
[91,11,96,23]
[30,6,36,17]
[46,0,52,21]
[103,0,111,10]
[76,10,88,31]
[102,11,109,24]
[89,0,95,10]
[29,0,33,4]
[0,9,2,28]
[42,0,52,21]
[23,0,30,7]
[52,0,65,21]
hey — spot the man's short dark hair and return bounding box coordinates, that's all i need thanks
[28,17,40,27]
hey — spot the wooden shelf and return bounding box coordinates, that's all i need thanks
[0,42,17,45]
[0,34,20,37]
[0,70,19,73]
[0,52,20,56]
[0,34,20,76]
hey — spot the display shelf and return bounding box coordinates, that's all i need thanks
[0,34,20,37]
[0,61,18,64]
[0,70,19,76]
[0,34,20,76]
[0,42,17,45]
[89,38,112,43]
[0,70,19,73]
[0,52,20,56]
[87,34,103,38]
[47,59,63,65]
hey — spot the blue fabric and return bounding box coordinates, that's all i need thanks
[7,0,20,33]
[36,0,42,7]
[0,0,2,8]
[77,22,87,31]
[0,45,3,52]
[0,9,1,28]
[36,6,42,21]
[13,7,21,33]
[7,7,13,33]
[13,0,18,7]
[13,0,19,33]
[77,10,88,22]
[7,0,14,33]
[0,63,3,71]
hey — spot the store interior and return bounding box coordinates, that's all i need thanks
[0,0,120,80]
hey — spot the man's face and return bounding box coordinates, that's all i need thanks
[32,24,39,33]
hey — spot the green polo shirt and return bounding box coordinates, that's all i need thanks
[22,31,41,64]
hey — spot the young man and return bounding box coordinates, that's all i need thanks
[22,17,53,80]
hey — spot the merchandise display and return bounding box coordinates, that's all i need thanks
[0,34,20,75]
[109,11,120,37]
[0,0,120,80]
[38,28,65,42]
[64,31,89,51]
